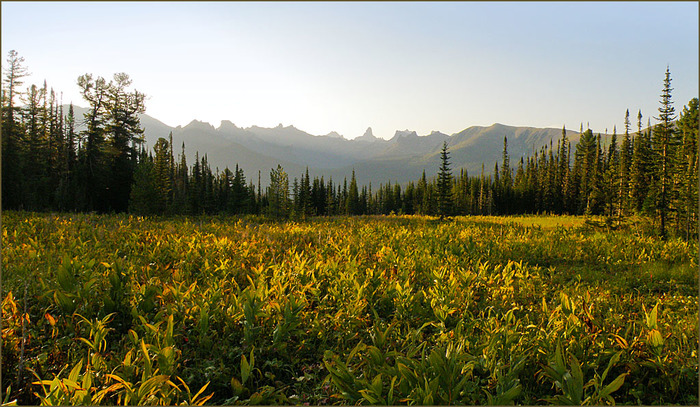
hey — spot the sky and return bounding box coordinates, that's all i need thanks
[2,1,698,140]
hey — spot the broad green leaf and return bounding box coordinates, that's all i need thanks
[645,303,659,330]
[601,351,621,383]
[495,383,521,405]
[241,355,250,384]
[68,360,83,383]
[600,372,628,399]
[568,354,583,404]
[370,373,383,397]
[649,329,664,348]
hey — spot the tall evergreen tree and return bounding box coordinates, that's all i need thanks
[651,67,678,239]
[299,167,312,217]
[630,111,651,213]
[76,74,110,211]
[478,163,487,215]
[346,169,360,215]
[268,164,289,218]
[676,98,698,240]
[22,83,49,210]
[152,137,172,212]
[1,50,30,209]
[436,141,453,218]
[105,73,145,212]
[129,150,159,215]
[618,110,633,217]
[499,136,513,214]
[556,126,570,213]
[604,126,619,216]
[231,164,249,214]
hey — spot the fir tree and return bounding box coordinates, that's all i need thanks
[346,169,360,215]
[436,141,453,218]
[153,137,172,213]
[1,50,30,209]
[676,98,698,239]
[268,165,289,218]
[651,67,678,239]
[129,151,159,215]
[630,111,651,213]
[618,110,633,217]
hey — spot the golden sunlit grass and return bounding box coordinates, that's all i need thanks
[1,211,697,405]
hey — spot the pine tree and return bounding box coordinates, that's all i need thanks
[630,111,651,213]
[105,73,145,212]
[268,164,289,218]
[436,141,453,218]
[545,141,556,213]
[173,142,189,214]
[60,103,78,210]
[129,154,159,215]
[300,167,312,217]
[556,126,570,213]
[478,163,487,215]
[231,164,248,214]
[618,110,633,217]
[676,98,698,240]
[651,67,678,239]
[1,50,30,209]
[586,134,605,215]
[76,74,110,210]
[417,170,428,214]
[346,169,360,215]
[604,126,619,216]
[499,136,513,214]
[153,137,172,213]
[22,83,49,210]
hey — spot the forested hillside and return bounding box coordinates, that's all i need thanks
[2,51,697,238]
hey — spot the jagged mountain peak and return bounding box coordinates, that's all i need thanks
[391,129,419,141]
[356,127,380,142]
[428,130,449,138]
[218,120,239,131]
[182,119,216,131]
[325,131,345,139]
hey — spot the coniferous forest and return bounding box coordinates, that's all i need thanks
[2,49,699,405]
[1,50,698,239]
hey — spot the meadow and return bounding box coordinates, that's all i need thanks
[1,211,697,405]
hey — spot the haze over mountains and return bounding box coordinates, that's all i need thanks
[68,106,584,187]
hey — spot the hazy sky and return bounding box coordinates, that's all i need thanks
[2,1,698,140]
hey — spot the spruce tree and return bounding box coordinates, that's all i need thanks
[105,73,145,212]
[22,83,48,210]
[557,126,570,213]
[618,110,632,217]
[300,167,312,217]
[500,136,512,214]
[1,50,30,209]
[676,98,698,239]
[605,126,619,216]
[129,151,159,215]
[153,137,172,213]
[436,141,453,218]
[478,163,487,215]
[651,67,678,239]
[630,111,651,213]
[268,165,289,218]
[346,169,360,215]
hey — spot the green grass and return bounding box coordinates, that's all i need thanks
[1,211,697,405]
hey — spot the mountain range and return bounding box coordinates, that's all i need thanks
[67,106,585,187]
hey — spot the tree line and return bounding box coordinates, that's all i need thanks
[2,51,697,238]
[2,50,145,213]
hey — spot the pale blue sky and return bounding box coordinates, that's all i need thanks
[2,1,698,139]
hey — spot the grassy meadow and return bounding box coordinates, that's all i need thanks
[1,211,698,405]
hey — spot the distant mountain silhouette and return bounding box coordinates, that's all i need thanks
[65,105,600,186]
